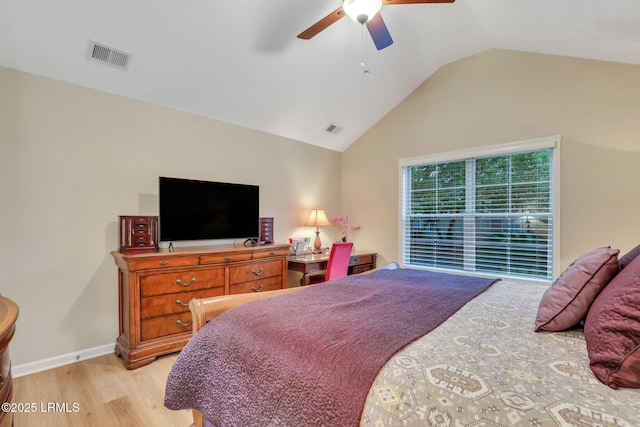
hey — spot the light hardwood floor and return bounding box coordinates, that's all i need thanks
[12,353,192,427]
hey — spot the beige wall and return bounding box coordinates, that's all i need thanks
[0,66,342,366]
[342,49,640,271]
[4,48,640,369]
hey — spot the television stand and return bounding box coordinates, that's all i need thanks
[111,242,290,369]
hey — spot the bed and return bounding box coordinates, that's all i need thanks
[164,265,640,427]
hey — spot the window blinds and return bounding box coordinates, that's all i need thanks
[401,148,553,280]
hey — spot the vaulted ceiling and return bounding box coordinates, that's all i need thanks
[2,0,639,151]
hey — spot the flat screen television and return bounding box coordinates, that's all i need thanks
[159,177,259,242]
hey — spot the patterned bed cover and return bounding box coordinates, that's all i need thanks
[361,280,640,426]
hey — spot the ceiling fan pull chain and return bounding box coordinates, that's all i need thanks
[361,24,370,73]
[361,24,366,67]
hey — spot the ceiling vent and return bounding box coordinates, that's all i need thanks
[86,40,132,71]
[325,123,343,134]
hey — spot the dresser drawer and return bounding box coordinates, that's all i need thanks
[200,252,252,264]
[140,312,194,341]
[130,236,152,248]
[229,276,283,294]
[140,268,224,297]
[134,217,151,226]
[350,254,374,265]
[252,247,289,259]
[229,259,282,285]
[140,287,225,319]
[352,265,374,274]
[128,255,201,271]
[133,228,150,237]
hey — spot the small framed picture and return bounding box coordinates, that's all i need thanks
[289,237,311,255]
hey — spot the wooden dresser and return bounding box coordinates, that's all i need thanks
[111,243,290,369]
[0,296,18,427]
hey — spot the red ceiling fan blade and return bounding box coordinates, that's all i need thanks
[382,0,455,4]
[297,7,346,40]
[366,13,393,50]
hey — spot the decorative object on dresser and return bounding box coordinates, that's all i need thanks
[119,215,159,252]
[111,243,290,369]
[259,217,274,244]
[0,296,18,427]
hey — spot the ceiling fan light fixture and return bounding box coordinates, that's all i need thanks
[343,0,383,24]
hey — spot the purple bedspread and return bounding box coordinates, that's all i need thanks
[164,268,497,426]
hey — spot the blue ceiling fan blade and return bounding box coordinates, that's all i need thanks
[366,13,393,50]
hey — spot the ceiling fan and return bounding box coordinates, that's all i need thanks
[297,0,455,51]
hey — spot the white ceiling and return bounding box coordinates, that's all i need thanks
[2,0,640,152]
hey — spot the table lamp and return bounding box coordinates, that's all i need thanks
[305,209,331,253]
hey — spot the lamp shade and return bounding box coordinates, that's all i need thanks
[343,0,382,24]
[305,209,331,227]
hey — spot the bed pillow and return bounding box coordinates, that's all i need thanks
[619,244,640,270]
[585,252,640,389]
[534,247,619,332]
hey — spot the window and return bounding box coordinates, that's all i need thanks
[400,137,559,281]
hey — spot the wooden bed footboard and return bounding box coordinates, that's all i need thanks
[188,286,305,334]
[186,286,306,427]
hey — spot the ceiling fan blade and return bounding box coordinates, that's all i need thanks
[366,13,393,50]
[382,0,455,4]
[297,7,346,40]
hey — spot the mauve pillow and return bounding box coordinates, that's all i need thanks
[585,253,640,389]
[535,247,619,332]
[619,244,640,270]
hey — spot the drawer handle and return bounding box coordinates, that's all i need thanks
[176,299,189,307]
[176,278,196,287]
[270,251,276,255]
[159,261,169,265]
[251,284,264,292]
[225,256,233,261]
[176,319,192,327]
[251,268,264,276]
[352,258,359,263]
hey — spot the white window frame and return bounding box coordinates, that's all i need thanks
[398,135,561,283]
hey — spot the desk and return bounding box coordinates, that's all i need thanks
[288,252,377,285]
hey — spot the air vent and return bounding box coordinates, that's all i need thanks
[86,40,132,71]
[325,123,343,134]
